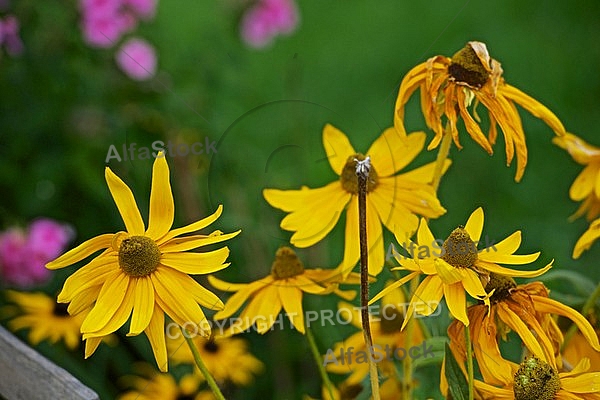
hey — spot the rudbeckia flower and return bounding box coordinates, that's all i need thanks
[370,207,552,328]
[263,124,447,277]
[3,291,84,350]
[395,41,566,181]
[167,334,264,386]
[208,246,361,335]
[46,152,240,371]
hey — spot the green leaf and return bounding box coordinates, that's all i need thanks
[444,342,469,400]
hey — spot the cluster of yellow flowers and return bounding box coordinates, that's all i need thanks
[4,41,599,399]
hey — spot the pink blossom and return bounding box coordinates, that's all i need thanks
[240,0,299,49]
[122,0,156,20]
[81,0,121,18]
[1,14,23,56]
[0,220,73,288]
[82,14,129,48]
[115,37,157,80]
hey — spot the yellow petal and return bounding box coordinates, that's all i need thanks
[573,218,600,259]
[81,270,130,333]
[291,275,329,294]
[496,302,547,361]
[366,197,385,276]
[253,285,284,334]
[278,285,305,334]
[464,207,484,244]
[212,278,272,320]
[476,259,551,277]
[488,231,522,255]
[399,159,452,184]
[553,132,600,165]
[128,277,155,336]
[369,271,419,305]
[417,218,437,252]
[457,89,493,154]
[341,196,360,278]
[460,268,488,299]
[323,123,356,175]
[367,129,425,177]
[84,337,103,359]
[156,205,223,246]
[443,282,469,326]
[145,152,174,241]
[46,234,113,270]
[105,167,145,235]
[570,165,597,201]
[434,258,463,285]
[560,371,600,395]
[58,255,118,302]
[478,250,541,265]
[207,274,249,292]
[160,230,241,253]
[68,286,101,315]
[84,279,135,338]
[177,273,224,310]
[401,275,444,330]
[144,303,168,372]
[160,247,230,275]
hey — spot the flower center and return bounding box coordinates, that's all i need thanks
[53,302,70,317]
[441,227,478,269]
[340,383,363,399]
[379,306,405,334]
[513,356,560,400]
[340,153,379,194]
[203,340,219,353]
[271,246,304,280]
[118,236,161,277]
[448,43,490,89]
[485,273,517,304]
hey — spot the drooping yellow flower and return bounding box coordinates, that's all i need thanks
[209,246,361,335]
[264,124,447,277]
[370,207,552,328]
[395,41,566,182]
[167,334,264,386]
[118,364,213,400]
[553,133,600,258]
[3,291,84,350]
[46,152,240,371]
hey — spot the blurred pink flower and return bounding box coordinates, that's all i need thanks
[81,14,129,48]
[0,219,73,288]
[1,14,24,56]
[115,37,157,80]
[240,0,299,49]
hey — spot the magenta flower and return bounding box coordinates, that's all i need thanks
[115,37,157,80]
[0,219,73,288]
[1,14,24,56]
[240,0,299,49]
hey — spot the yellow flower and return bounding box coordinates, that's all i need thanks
[395,41,566,182]
[370,207,552,328]
[46,152,240,371]
[167,334,264,386]
[118,364,212,400]
[474,356,600,400]
[208,246,361,335]
[326,283,423,386]
[3,290,84,350]
[263,124,447,277]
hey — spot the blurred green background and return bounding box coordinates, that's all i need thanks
[1,0,600,398]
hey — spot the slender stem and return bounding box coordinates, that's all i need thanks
[182,330,226,400]
[431,123,453,192]
[561,281,600,351]
[465,323,474,400]
[356,157,380,400]
[403,277,419,399]
[305,326,335,400]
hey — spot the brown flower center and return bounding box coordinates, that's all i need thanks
[340,383,363,400]
[379,305,405,334]
[448,43,490,89]
[485,273,517,304]
[203,340,219,353]
[118,235,161,277]
[53,302,70,317]
[513,356,560,400]
[340,153,379,194]
[271,246,304,280]
[441,227,478,269]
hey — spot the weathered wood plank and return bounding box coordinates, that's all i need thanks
[0,325,99,400]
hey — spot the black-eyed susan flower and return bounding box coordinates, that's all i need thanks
[119,364,213,400]
[326,283,423,386]
[370,207,552,328]
[553,133,600,258]
[395,41,566,182]
[263,124,447,277]
[208,246,361,335]
[167,334,264,386]
[474,355,600,400]
[46,152,240,371]
[3,290,84,350]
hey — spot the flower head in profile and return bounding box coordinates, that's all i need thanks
[167,334,264,386]
[264,124,448,277]
[2,291,84,350]
[395,41,566,181]
[209,246,361,335]
[46,152,240,371]
[370,208,552,328]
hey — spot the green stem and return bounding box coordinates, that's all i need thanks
[306,326,335,400]
[402,277,419,399]
[431,123,453,192]
[465,324,474,400]
[182,330,226,400]
[561,280,600,351]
